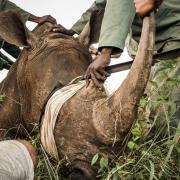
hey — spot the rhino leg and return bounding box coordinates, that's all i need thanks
[92,15,155,145]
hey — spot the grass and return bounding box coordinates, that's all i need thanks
[26,124,63,180]
[88,59,180,180]
[32,123,179,180]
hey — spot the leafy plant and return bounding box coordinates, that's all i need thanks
[0,94,5,102]
[91,60,180,180]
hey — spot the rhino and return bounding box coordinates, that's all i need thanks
[0,11,155,179]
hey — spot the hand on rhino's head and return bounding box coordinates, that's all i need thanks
[0,11,66,51]
[0,10,104,53]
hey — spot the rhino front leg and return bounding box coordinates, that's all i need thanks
[92,14,155,145]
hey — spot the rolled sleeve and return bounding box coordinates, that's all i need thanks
[98,0,135,54]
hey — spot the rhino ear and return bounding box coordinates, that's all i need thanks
[0,11,35,48]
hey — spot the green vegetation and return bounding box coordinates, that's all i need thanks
[26,124,64,180]
[89,60,180,180]
[90,98,180,179]
[0,94,5,102]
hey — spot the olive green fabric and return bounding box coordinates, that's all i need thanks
[99,0,135,54]
[71,0,106,34]
[128,0,180,57]
[72,0,180,57]
[100,0,180,55]
[145,57,180,135]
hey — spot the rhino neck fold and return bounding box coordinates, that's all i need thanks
[93,14,155,145]
[0,61,21,138]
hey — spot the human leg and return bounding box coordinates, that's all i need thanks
[0,140,36,180]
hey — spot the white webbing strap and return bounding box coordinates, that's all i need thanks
[40,80,86,159]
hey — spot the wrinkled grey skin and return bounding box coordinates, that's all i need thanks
[0,11,155,179]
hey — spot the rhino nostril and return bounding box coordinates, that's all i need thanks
[67,160,98,180]
[68,169,88,180]
[68,169,97,180]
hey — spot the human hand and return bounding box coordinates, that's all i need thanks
[51,24,75,36]
[134,0,163,17]
[29,14,57,25]
[36,15,57,24]
[85,48,111,88]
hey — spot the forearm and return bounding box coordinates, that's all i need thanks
[99,0,136,54]
[101,47,112,60]
[28,14,40,24]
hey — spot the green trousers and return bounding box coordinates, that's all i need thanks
[146,57,180,136]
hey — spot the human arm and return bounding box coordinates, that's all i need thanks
[134,0,164,17]
[85,0,136,87]
[85,48,111,88]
